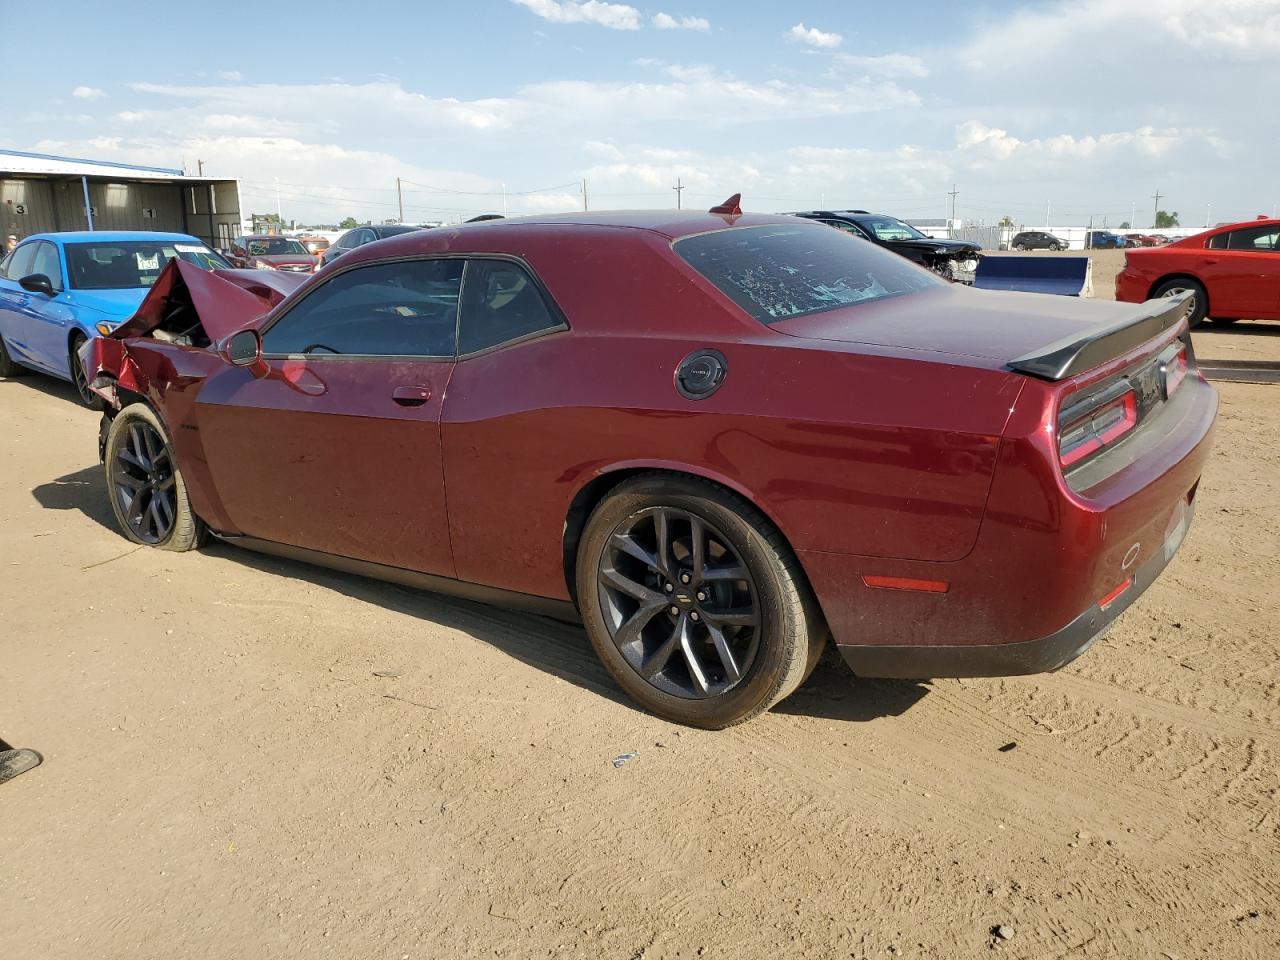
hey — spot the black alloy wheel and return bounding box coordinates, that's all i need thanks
[597,506,761,699]
[69,334,102,408]
[109,419,178,545]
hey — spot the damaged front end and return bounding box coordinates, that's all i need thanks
[918,247,983,285]
[80,259,304,416]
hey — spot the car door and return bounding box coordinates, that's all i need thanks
[193,256,464,576]
[24,241,79,375]
[440,257,571,594]
[0,242,47,370]
[1205,226,1280,317]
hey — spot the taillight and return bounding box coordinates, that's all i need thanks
[1058,385,1139,468]
[1161,344,1188,398]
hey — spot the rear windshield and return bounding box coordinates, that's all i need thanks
[65,241,230,290]
[674,224,941,323]
[247,237,309,257]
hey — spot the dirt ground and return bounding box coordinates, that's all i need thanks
[2,278,1278,958]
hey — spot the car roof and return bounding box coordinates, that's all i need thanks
[26,230,202,244]
[440,209,808,241]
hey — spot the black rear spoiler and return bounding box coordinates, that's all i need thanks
[1007,293,1191,381]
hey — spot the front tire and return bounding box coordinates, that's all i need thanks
[69,333,104,409]
[576,473,826,729]
[103,403,205,551]
[1152,278,1208,327]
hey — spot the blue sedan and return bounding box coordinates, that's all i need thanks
[0,231,230,406]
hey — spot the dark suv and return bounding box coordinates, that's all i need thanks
[788,210,982,283]
[1009,231,1067,251]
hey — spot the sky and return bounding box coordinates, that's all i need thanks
[5,0,1279,228]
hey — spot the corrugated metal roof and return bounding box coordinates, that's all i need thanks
[0,149,192,179]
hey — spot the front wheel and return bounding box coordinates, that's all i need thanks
[577,474,826,729]
[69,334,104,409]
[103,403,205,551]
[1152,279,1208,327]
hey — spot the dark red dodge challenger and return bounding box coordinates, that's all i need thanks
[82,199,1217,728]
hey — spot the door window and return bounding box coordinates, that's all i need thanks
[457,259,563,355]
[261,258,463,357]
[5,242,37,281]
[30,241,63,291]
[1209,226,1280,251]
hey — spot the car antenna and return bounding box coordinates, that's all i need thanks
[708,194,742,216]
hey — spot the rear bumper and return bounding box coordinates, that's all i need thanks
[837,499,1193,678]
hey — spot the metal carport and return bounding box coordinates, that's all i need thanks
[1,149,241,250]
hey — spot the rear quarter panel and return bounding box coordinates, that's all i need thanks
[441,292,1023,601]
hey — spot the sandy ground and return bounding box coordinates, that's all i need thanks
[2,293,1278,959]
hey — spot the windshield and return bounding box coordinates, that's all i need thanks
[854,216,928,242]
[65,241,232,290]
[246,237,309,257]
[674,224,942,324]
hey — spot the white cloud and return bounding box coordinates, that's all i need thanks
[72,86,105,100]
[788,22,842,49]
[955,120,1198,164]
[217,70,243,81]
[835,53,928,78]
[653,12,710,30]
[511,0,641,30]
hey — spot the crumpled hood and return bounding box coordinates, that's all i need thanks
[891,238,982,257]
[109,259,307,342]
[67,287,150,319]
[770,284,1160,369]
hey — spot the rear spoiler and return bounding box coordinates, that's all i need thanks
[1007,293,1191,381]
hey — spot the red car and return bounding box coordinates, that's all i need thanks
[81,200,1217,728]
[1116,217,1280,326]
[226,235,318,274]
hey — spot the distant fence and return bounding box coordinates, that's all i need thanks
[915,223,1213,251]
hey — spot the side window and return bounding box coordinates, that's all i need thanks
[261,258,463,358]
[30,241,63,290]
[1213,227,1279,251]
[353,229,374,247]
[458,259,562,355]
[819,220,861,235]
[6,242,37,281]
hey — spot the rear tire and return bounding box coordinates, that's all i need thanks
[103,403,205,552]
[1013,243,1026,251]
[0,333,24,378]
[1152,278,1208,327]
[576,473,826,729]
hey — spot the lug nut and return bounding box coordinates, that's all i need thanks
[680,572,692,584]
[690,611,701,622]
[695,590,707,602]
[664,582,674,593]
[669,605,680,616]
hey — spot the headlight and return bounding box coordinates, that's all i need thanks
[254,260,277,270]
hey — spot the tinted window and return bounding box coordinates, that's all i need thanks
[5,243,37,281]
[674,224,942,324]
[1209,226,1279,251]
[65,241,228,289]
[30,241,62,290]
[262,258,462,357]
[819,219,861,234]
[853,217,926,241]
[458,259,561,355]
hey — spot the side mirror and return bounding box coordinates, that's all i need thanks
[220,328,269,378]
[18,273,55,297]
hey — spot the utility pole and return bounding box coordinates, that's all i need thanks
[582,178,588,212]
[501,182,507,215]
[396,178,404,223]
[673,178,684,210]
[274,177,282,226]
[1130,200,1136,227]
[1152,188,1162,222]
[197,158,204,177]
[1206,203,1211,227]
[1045,199,1051,229]
[948,183,959,225]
